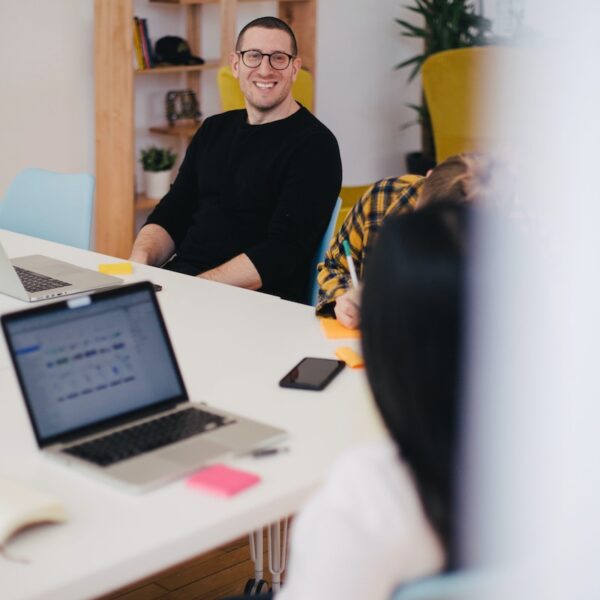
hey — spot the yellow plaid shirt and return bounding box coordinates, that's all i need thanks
[316,174,424,316]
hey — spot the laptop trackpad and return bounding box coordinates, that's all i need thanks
[107,454,179,481]
[161,438,230,467]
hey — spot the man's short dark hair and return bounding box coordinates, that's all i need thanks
[236,16,298,56]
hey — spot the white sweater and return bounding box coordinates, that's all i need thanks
[278,440,445,600]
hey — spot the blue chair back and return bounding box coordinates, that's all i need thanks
[0,168,94,249]
[308,197,342,306]
[391,570,496,600]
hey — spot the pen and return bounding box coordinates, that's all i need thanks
[251,447,290,458]
[342,240,359,288]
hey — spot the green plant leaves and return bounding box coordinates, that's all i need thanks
[395,53,427,82]
[395,19,428,39]
[397,0,492,59]
[140,146,178,172]
[395,0,493,160]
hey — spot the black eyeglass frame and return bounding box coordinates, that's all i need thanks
[237,49,296,70]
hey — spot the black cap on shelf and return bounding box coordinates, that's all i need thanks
[154,36,205,66]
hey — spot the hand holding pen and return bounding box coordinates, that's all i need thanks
[342,240,360,288]
[334,241,361,329]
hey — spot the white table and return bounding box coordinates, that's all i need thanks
[0,230,384,600]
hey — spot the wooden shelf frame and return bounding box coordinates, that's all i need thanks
[136,194,161,211]
[149,121,202,138]
[135,60,220,75]
[151,0,312,7]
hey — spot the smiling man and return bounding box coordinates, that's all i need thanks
[130,17,342,304]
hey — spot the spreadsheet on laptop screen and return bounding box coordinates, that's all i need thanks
[4,289,184,441]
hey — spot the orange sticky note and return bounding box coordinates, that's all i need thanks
[98,262,133,275]
[319,318,361,339]
[187,464,260,497]
[335,346,364,369]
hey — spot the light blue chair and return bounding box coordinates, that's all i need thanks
[391,570,496,600]
[0,168,94,249]
[308,197,342,306]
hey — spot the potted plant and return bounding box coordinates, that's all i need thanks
[395,0,493,172]
[140,146,178,200]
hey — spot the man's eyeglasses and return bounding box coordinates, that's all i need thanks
[238,49,295,70]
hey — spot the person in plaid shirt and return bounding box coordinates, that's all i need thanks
[316,153,501,327]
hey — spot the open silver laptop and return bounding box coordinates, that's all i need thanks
[1,281,286,492]
[0,240,122,302]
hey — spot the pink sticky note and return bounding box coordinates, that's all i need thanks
[186,464,261,497]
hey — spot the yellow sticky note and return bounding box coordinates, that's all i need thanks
[335,346,364,369]
[319,318,361,340]
[98,262,133,275]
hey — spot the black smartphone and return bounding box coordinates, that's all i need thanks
[279,357,345,391]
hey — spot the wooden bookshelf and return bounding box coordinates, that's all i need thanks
[136,195,161,211]
[150,0,221,5]
[95,0,317,258]
[149,121,202,138]
[135,60,220,75]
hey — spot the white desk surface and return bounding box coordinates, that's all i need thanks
[0,230,384,600]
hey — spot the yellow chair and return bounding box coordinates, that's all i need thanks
[422,47,514,163]
[336,184,371,233]
[217,65,314,112]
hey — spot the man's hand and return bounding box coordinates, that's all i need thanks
[334,288,361,329]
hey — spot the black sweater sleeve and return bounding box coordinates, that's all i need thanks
[144,130,203,245]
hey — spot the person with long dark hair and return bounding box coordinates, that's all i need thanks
[278,202,468,599]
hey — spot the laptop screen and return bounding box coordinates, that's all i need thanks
[2,283,187,445]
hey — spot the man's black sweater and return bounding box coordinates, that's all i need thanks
[146,106,342,303]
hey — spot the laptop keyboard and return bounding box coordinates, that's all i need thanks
[63,407,235,467]
[15,266,70,292]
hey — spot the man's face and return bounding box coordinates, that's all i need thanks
[231,27,300,114]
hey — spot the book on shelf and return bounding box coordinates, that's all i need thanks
[0,477,67,546]
[132,17,145,70]
[133,16,154,69]
[137,17,150,69]
[140,18,154,68]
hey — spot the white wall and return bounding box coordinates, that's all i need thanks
[316,0,421,185]
[0,0,422,196]
[0,1,94,196]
